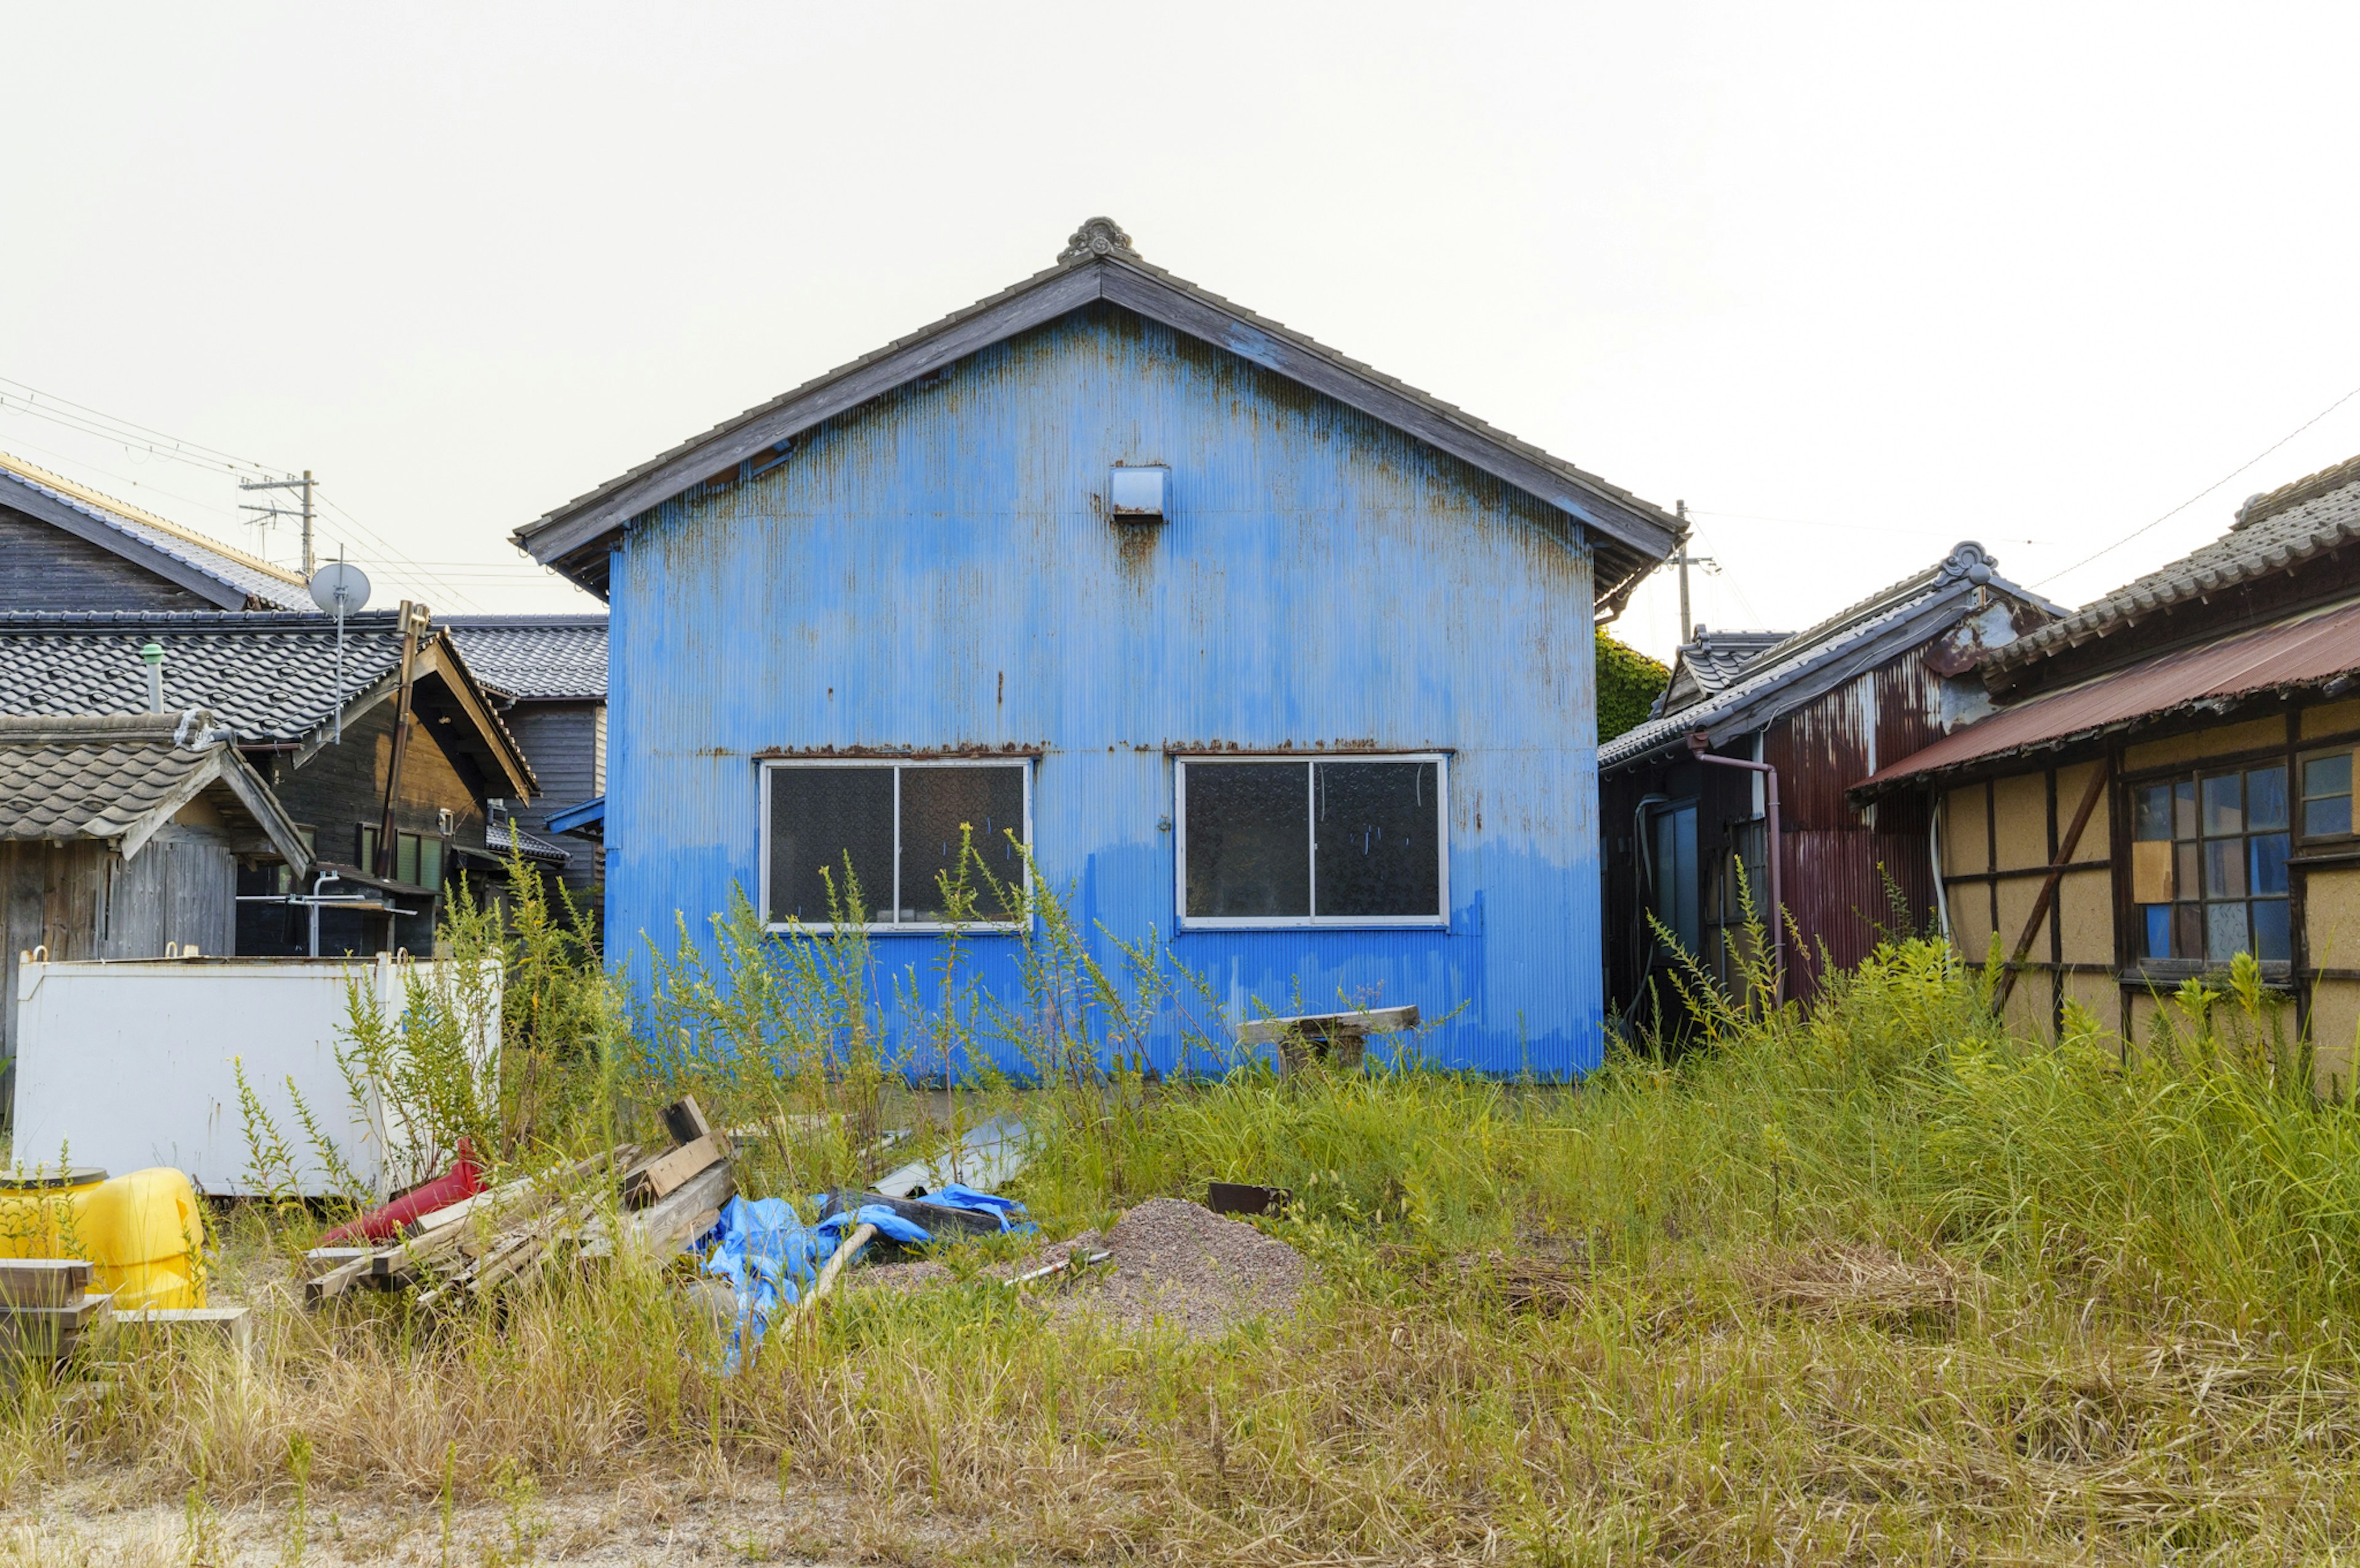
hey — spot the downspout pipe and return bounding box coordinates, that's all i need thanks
[1687,731,1784,1006]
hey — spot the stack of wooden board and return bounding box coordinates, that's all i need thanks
[303,1098,739,1307]
[0,1259,111,1367]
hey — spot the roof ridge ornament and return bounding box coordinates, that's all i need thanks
[1057,216,1135,265]
[1938,541,1995,586]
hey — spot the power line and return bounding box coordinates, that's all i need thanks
[1693,508,2049,546]
[2034,377,2360,589]
[0,375,276,477]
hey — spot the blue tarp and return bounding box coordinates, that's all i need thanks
[699,1187,1031,1371]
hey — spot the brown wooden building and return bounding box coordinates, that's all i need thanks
[1855,454,2360,1093]
[1601,544,2059,1025]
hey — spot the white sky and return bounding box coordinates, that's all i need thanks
[5,4,2357,660]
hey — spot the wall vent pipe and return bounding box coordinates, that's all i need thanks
[139,641,164,713]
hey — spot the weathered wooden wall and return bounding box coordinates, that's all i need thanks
[0,508,218,612]
[503,700,602,893]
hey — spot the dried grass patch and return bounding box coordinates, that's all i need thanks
[1739,1241,1981,1330]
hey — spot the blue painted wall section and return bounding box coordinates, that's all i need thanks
[607,304,1604,1074]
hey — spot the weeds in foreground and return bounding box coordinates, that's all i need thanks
[15,855,2360,1562]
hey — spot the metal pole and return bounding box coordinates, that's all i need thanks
[1676,500,1690,642]
[301,469,315,578]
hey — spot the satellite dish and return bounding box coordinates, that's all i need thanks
[308,561,371,613]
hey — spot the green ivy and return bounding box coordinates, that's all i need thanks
[1595,631,1670,742]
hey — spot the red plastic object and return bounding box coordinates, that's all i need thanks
[319,1140,485,1245]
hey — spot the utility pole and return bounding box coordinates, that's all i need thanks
[238,469,316,576]
[1667,499,1717,645]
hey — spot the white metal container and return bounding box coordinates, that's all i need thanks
[10,954,499,1199]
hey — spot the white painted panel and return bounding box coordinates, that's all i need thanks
[12,956,498,1198]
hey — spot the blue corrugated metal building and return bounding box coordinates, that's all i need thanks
[513,219,1681,1075]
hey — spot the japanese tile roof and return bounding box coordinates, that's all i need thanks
[0,713,225,841]
[0,452,313,611]
[1984,450,2360,681]
[1653,629,1792,718]
[514,217,1682,609]
[0,611,409,739]
[1602,544,2066,767]
[486,817,571,864]
[1861,597,2360,792]
[442,615,607,700]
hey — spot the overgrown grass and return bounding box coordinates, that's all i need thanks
[9,866,2360,1562]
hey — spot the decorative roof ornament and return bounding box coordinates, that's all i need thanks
[1057,216,1136,265]
[1938,541,1995,586]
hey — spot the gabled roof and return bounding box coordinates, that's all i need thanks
[0,611,537,799]
[1653,629,1791,718]
[485,817,572,866]
[0,452,312,611]
[513,217,1683,609]
[0,710,313,872]
[1984,450,2360,686]
[441,615,607,701]
[1601,544,2065,768]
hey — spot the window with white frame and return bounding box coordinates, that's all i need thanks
[1175,755,1447,927]
[761,760,1030,930]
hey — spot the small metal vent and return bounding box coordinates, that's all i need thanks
[1108,465,1169,522]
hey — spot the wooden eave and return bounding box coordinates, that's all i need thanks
[289,630,538,800]
[513,251,1680,601]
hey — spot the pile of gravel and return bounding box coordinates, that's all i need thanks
[1055,1196,1309,1339]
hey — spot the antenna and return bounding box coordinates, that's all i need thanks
[307,554,371,743]
[241,469,317,576]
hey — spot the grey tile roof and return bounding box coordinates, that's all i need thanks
[0,611,409,740]
[0,712,227,841]
[1986,449,2360,680]
[1653,630,1791,718]
[514,217,1681,608]
[487,818,571,864]
[442,616,607,701]
[1602,544,2065,767]
[0,452,314,611]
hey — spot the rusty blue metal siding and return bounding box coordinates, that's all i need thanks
[605,305,1602,1074]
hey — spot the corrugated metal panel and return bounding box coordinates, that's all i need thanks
[1868,598,2360,789]
[607,305,1602,1075]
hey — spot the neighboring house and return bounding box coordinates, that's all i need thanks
[1601,544,2060,1023]
[510,216,1683,1074]
[0,711,315,1111]
[0,609,545,956]
[1650,627,1790,718]
[443,615,608,911]
[1854,455,2360,1092]
[0,452,313,611]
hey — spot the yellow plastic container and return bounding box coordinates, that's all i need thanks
[0,1167,206,1309]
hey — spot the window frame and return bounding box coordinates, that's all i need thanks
[757,757,1034,935]
[2297,745,2358,845]
[1172,752,1450,932]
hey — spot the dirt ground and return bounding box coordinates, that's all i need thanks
[2,1468,1026,1566]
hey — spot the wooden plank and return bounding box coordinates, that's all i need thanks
[114,1306,254,1360]
[661,1095,714,1147]
[1235,1004,1420,1046]
[629,1135,720,1207]
[626,1160,735,1253]
[0,1259,92,1309]
[1993,762,2112,1011]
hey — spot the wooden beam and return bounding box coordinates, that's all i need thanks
[375,603,425,882]
[1992,762,2111,1011]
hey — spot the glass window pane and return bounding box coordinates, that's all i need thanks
[2134,784,2174,841]
[2251,833,2291,896]
[2174,903,2203,960]
[2246,766,2288,831]
[2206,902,2249,963]
[2305,753,2353,803]
[2141,904,2171,960]
[2252,899,2292,962]
[768,766,894,924]
[2203,839,2247,899]
[899,766,1026,922]
[2201,774,2242,836]
[2176,843,2201,901]
[2305,796,2353,838]
[396,833,420,887]
[2173,780,2198,839]
[420,839,444,890]
[1313,761,1441,919]
[1184,762,1310,919]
